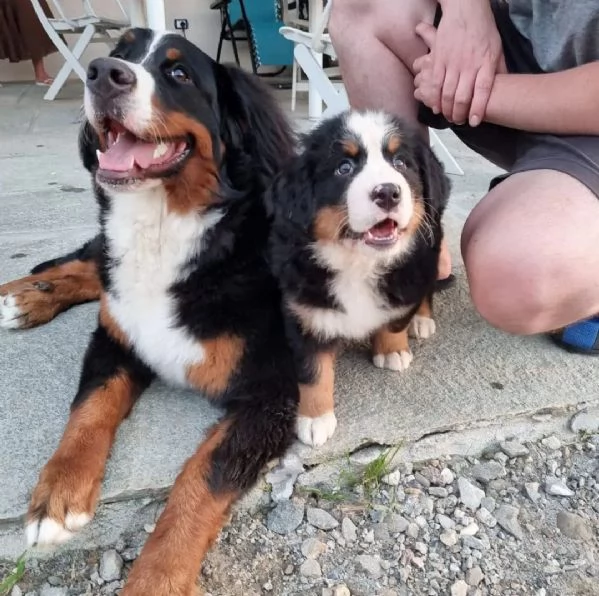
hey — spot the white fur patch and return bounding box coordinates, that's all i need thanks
[372,350,413,372]
[344,111,414,242]
[105,187,222,386]
[0,294,24,329]
[293,244,413,341]
[409,315,436,339]
[296,412,338,447]
[26,518,73,548]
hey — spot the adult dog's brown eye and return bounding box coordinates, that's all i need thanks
[169,65,191,84]
[336,159,354,176]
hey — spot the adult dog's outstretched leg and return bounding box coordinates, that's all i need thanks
[122,382,297,596]
[0,235,102,330]
[26,314,153,547]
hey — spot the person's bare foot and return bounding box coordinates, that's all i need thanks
[32,58,53,86]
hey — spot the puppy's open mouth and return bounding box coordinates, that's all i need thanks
[96,120,191,185]
[364,218,400,247]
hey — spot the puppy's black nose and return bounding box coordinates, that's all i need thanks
[86,57,136,98]
[370,183,401,211]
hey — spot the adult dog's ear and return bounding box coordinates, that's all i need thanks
[78,120,101,174]
[415,137,451,223]
[216,64,296,192]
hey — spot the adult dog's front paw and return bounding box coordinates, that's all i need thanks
[0,279,57,330]
[296,412,338,447]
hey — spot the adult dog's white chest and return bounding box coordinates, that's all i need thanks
[104,188,221,386]
[292,243,413,341]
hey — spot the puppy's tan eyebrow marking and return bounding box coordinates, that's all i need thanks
[386,133,402,154]
[166,48,181,61]
[340,139,360,157]
[124,30,135,42]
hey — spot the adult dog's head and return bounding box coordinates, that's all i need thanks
[268,111,450,264]
[80,28,293,212]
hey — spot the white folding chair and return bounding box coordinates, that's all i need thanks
[30,0,131,101]
[279,0,464,176]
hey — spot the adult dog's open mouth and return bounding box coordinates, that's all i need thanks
[96,119,192,185]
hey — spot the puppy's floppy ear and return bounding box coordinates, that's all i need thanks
[78,119,101,174]
[216,63,296,192]
[415,137,451,221]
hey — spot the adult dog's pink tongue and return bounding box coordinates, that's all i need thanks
[97,133,177,171]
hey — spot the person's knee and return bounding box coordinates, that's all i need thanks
[463,234,557,335]
[329,0,374,48]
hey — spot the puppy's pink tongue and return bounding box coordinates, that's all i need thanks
[368,218,396,238]
[97,133,178,171]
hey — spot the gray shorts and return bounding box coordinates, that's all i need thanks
[418,1,599,196]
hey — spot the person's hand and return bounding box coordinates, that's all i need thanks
[412,0,507,126]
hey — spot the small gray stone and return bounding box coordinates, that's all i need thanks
[307,507,339,530]
[99,550,123,582]
[342,517,358,542]
[450,579,469,596]
[332,586,351,596]
[440,529,458,546]
[466,566,485,586]
[300,559,322,578]
[382,469,401,486]
[556,512,593,541]
[476,507,497,528]
[495,505,524,540]
[302,537,326,559]
[90,570,104,586]
[440,468,455,485]
[356,554,382,579]
[458,478,485,511]
[121,547,141,562]
[265,452,304,502]
[545,477,574,497]
[570,408,599,433]
[481,496,496,512]
[541,436,562,450]
[47,577,61,587]
[500,439,529,458]
[11,587,23,596]
[437,514,455,529]
[143,523,156,534]
[471,461,506,484]
[429,487,449,498]
[414,472,431,488]
[387,513,410,533]
[40,587,67,596]
[525,482,540,503]
[460,522,479,536]
[407,522,420,538]
[266,500,305,535]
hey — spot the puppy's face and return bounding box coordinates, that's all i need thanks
[299,112,439,260]
[82,28,222,209]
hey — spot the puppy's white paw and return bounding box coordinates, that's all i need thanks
[297,412,337,447]
[409,315,436,339]
[0,294,24,329]
[26,512,91,548]
[372,350,413,372]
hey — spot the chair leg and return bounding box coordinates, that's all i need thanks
[226,12,241,67]
[429,129,465,176]
[43,25,95,101]
[216,11,227,63]
[291,58,298,112]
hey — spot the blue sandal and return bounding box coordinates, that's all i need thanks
[550,317,599,355]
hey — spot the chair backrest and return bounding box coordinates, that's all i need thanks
[45,0,128,23]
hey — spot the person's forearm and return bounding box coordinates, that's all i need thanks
[484,62,599,135]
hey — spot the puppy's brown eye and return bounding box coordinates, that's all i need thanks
[336,159,354,176]
[168,65,191,84]
[392,155,405,170]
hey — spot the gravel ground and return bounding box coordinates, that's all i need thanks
[1,432,598,596]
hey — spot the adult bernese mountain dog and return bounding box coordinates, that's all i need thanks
[267,111,450,447]
[0,29,449,595]
[0,28,298,595]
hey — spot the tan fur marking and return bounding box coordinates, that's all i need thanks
[298,351,336,418]
[166,47,181,61]
[313,206,347,242]
[416,296,432,319]
[99,294,130,347]
[187,335,245,396]
[372,325,410,356]
[0,260,101,328]
[340,139,359,157]
[122,421,237,596]
[387,134,402,154]
[123,30,135,42]
[28,374,138,525]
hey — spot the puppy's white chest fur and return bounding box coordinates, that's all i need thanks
[104,188,221,386]
[292,243,412,340]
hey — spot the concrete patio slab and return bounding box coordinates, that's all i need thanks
[1,82,597,558]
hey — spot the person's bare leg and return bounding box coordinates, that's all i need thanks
[329,0,453,278]
[462,170,599,334]
[32,58,52,84]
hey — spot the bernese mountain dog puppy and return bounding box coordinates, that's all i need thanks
[0,29,299,595]
[267,111,450,447]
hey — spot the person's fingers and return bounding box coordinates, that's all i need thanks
[414,22,437,50]
[468,60,495,126]
[440,68,459,120]
[451,70,476,124]
[412,53,431,75]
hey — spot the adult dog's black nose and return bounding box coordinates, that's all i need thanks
[370,183,401,211]
[86,57,136,98]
